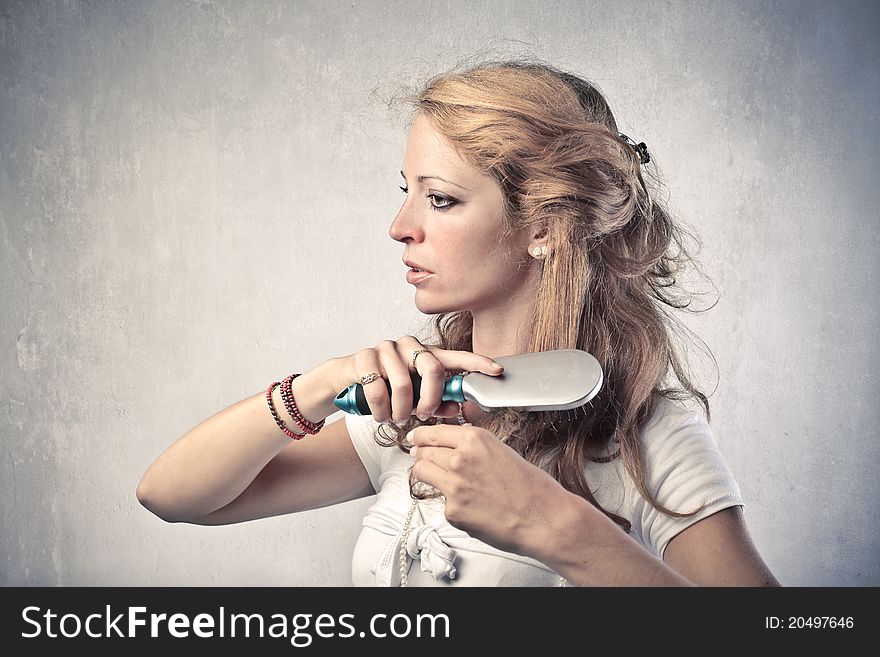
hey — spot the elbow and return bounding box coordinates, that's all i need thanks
[135,477,161,518]
[136,475,193,524]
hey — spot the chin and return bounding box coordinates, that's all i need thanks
[413,291,465,315]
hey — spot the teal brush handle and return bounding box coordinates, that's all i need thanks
[334,372,466,415]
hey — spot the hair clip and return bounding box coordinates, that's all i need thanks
[618,133,651,165]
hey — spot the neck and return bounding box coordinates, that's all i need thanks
[470,310,526,358]
[470,277,540,359]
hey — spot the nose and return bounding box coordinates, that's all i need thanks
[388,200,424,244]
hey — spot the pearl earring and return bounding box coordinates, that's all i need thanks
[531,245,547,258]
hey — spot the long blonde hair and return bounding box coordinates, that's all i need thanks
[379,58,716,531]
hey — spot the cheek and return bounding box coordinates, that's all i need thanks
[459,249,523,295]
[435,220,517,281]
[439,234,487,272]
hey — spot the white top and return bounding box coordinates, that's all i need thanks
[345,397,744,586]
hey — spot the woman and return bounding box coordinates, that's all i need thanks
[137,59,779,587]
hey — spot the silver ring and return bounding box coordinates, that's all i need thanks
[411,348,430,369]
[359,372,382,386]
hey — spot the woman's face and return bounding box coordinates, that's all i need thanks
[389,114,534,315]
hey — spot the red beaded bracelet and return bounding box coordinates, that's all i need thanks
[265,381,307,440]
[280,373,325,434]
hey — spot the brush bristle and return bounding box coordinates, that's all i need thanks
[557,401,593,424]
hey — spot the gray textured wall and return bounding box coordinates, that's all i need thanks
[1,0,877,586]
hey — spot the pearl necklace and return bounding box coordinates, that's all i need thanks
[399,402,567,587]
[398,494,420,587]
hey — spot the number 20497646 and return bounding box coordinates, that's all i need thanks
[765,617,854,630]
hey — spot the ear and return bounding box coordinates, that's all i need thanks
[526,224,550,257]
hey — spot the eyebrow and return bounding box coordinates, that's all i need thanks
[399,170,470,191]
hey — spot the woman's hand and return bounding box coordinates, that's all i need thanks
[407,423,574,557]
[325,337,504,423]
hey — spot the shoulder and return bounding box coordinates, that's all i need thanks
[344,413,411,493]
[631,397,745,559]
[344,413,384,493]
[344,412,383,448]
[639,397,726,472]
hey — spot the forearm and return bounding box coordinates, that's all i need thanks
[525,490,694,587]
[136,359,342,522]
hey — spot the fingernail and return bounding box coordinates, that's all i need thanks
[410,445,419,458]
[406,430,414,442]
[417,412,429,421]
[492,362,504,371]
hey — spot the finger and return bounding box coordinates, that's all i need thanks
[407,424,466,449]
[410,444,454,471]
[411,460,452,494]
[397,337,445,420]
[433,401,461,418]
[377,340,412,423]
[432,348,505,377]
[395,343,505,378]
[354,347,390,421]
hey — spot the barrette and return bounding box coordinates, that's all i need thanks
[618,132,651,165]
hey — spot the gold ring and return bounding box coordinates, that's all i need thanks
[411,348,430,369]
[359,372,382,386]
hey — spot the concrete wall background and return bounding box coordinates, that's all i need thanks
[1,0,877,586]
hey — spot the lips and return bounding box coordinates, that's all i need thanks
[403,258,433,274]
[405,269,434,285]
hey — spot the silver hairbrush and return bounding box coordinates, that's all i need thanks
[333,349,603,419]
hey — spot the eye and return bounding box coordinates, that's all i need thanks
[398,186,457,211]
[426,194,456,211]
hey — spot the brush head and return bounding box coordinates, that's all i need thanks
[461,349,603,412]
